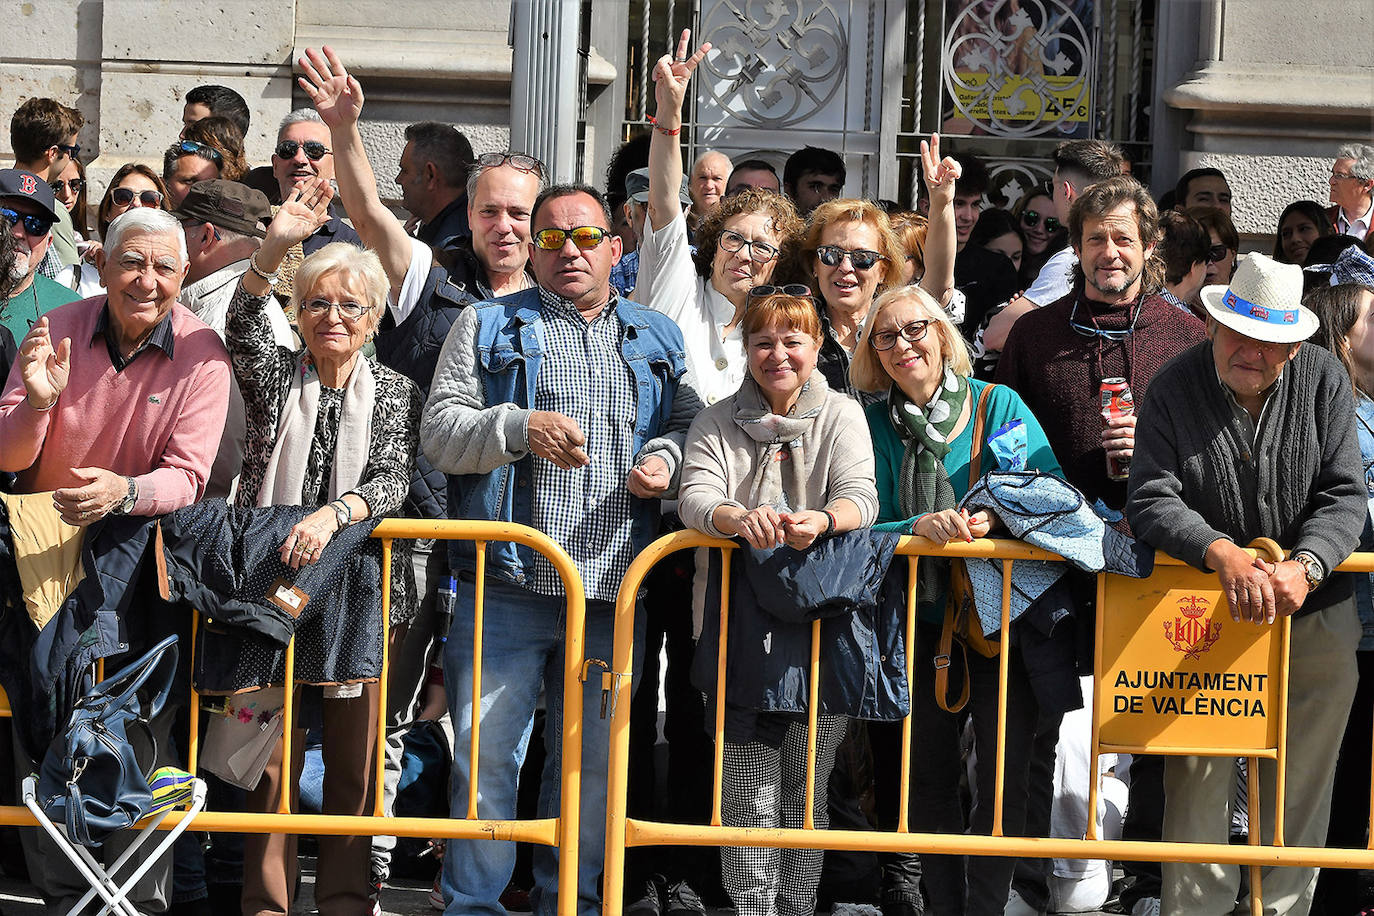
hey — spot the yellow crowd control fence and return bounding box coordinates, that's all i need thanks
[602,530,1374,916]
[0,519,587,916]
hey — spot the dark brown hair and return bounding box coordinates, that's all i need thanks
[692,187,803,281]
[1308,282,1374,395]
[1067,175,1165,294]
[98,163,171,240]
[10,98,84,164]
[179,116,248,182]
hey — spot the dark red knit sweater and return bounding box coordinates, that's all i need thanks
[994,286,1207,511]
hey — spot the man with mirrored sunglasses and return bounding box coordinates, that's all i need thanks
[423,182,701,916]
[0,169,80,344]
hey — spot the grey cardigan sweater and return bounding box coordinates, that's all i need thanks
[1126,341,1365,615]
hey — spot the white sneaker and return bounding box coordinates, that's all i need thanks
[1130,898,1161,916]
[1005,888,1046,916]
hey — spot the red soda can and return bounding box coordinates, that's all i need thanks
[1100,377,1134,481]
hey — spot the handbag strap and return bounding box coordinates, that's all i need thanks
[95,635,179,722]
[934,383,998,715]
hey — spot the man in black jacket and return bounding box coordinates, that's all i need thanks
[1127,253,1365,916]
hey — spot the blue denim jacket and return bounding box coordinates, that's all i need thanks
[1354,394,1374,650]
[444,288,689,586]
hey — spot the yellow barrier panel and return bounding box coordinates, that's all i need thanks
[0,519,587,916]
[602,530,1374,916]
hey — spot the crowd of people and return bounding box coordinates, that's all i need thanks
[2,29,1374,916]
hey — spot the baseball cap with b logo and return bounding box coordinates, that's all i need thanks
[0,168,61,222]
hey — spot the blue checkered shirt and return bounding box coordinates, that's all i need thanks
[530,288,639,601]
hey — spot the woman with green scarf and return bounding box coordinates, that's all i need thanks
[851,284,1063,916]
[678,288,878,916]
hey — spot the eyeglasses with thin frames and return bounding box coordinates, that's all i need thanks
[868,319,931,351]
[1068,298,1141,340]
[720,230,780,264]
[301,299,373,322]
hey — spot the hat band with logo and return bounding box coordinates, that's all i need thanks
[1221,288,1299,326]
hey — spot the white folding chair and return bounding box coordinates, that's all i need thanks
[21,774,207,916]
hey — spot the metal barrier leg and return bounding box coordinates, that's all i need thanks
[1247,755,1262,916]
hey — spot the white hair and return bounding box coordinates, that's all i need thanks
[692,149,732,174]
[105,208,188,264]
[1336,144,1374,182]
[278,108,325,138]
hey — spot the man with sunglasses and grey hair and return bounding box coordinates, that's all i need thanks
[422,179,700,916]
[0,169,80,344]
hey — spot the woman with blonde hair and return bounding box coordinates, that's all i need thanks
[853,283,1064,916]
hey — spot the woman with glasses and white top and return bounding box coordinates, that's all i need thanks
[804,140,960,404]
[637,31,804,407]
[227,176,422,916]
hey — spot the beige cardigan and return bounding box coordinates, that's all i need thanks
[678,377,879,537]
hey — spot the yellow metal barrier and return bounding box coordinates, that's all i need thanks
[601,530,1374,916]
[0,519,587,916]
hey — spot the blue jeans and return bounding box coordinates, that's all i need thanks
[441,577,642,916]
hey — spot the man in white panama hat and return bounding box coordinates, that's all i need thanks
[1126,252,1367,915]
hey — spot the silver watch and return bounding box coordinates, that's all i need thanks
[114,477,137,515]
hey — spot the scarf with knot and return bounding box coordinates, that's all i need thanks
[731,371,830,513]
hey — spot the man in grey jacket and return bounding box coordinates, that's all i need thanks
[421,183,700,916]
[1126,253,1366,915]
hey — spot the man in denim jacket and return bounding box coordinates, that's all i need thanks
[422,183,701,916]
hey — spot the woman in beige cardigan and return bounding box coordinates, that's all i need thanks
[678,288,878,916]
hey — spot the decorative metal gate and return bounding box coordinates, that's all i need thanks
[614,0,1155,208]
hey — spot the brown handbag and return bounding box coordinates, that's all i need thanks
[934,383,999,714]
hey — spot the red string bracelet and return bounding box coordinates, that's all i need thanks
[647,114,681,136]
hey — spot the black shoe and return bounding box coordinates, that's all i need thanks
[626,875,664,916]
[881,888,926,916]
[166,899,215,916]
[663,880,706,916]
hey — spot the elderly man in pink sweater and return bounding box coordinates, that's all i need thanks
[0,206,231,521]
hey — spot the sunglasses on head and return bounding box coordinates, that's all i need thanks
[1206,244,1230,264]
[301,299,373,321]
[1,207,56,237]
[746,284,811,300]
[1021,209,1060,232]
[477,151,546,179]
[173,139,223,166]
[868,319,932,351]
[816,245,885,271]
[274,139,330,162]
[532,226,610,251]
[110,187,164,208]
[720,229,779,264]
[51,178,85,195]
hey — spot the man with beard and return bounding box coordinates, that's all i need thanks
[0,169,79,344]
[995,176,1207,916]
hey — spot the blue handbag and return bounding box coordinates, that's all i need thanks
[34,635,178,847]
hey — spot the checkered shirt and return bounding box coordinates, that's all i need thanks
[530,288,639,601]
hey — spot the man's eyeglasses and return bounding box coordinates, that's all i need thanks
[173,140,223,166]
[55,142,81,159]
[720,229,779,264]
[869,319,932,351]
[110,187,164,208]
[1021,209,1060,233]
[51,178,85,195]
[1206,244,1230,264]
[746,284,811,300]
[477,152,546,179]
[1331,170,1363,182]
[1,207,56,237]
[816,245,886,271]
[532,226,610,250]
[274,139,330,162]
[301,299,373,322]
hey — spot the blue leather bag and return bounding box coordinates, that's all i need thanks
[35,635,178,847]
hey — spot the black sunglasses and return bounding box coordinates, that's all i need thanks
[533,226,610,250]
[1206,244,1230,264]
[55,142,81,158]
[746,284,811,300]
[51,178,85,195]
[869,319,932,351]
[477,151,546,179]
[275,139,330,162]
[110,187,164,208]
[816,245,886,271]
[173,139,223,166]
[0,206,56,237]
[1021,209,1060,232]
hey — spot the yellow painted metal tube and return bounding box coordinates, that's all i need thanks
[552,534,588,916]
[804,618,821,831]
[897,560,917,834]
[992,558,1013,838]
[711,547,733,828]
[468,542,487,821]
[188,610,200,774]
[375,536,392,818]
[279,634,294,815]
[1275,615,1291,846]
[1247,755,1262,916]
[1086,572,1105,842]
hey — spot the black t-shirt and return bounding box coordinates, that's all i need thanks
[954,244,1021,341]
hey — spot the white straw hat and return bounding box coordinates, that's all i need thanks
[1200,252,1318,344]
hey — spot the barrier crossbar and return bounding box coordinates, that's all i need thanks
[601,530,1374,916]
[0,519,587,916]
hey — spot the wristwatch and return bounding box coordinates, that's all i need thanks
[1292,550,1325,592]
[112,477,137,515]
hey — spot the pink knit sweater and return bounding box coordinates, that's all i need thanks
[0,296,231,515]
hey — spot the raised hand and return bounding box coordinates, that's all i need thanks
[19,317,71,409]
[652,29,711,123]
[261,176,335,263]
[297,45,364,128]
[921,133,962,201]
